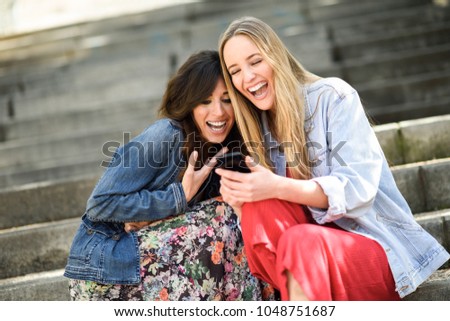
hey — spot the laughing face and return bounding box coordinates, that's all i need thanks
[192,78,235,143]
[223,35,275,111]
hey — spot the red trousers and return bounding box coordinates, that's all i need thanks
[241,199,400,301]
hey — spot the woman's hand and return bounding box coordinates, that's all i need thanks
[216,156,280,206]
[124,221,151,233]
[218,156,329,211]
[182,148,228,202]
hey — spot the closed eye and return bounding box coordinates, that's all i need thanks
[251,59,262,66]
[229,69,240,76]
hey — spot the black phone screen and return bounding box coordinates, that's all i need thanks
[215,152,250,173]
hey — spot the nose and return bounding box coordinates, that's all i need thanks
[243,66,255,83]
[211,99,226,116]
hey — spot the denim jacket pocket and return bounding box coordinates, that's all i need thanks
[65,216,140,284]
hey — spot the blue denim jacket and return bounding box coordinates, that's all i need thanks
[64,119,196,284]
[262,77,449,298]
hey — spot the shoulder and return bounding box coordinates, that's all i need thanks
[304,77,361,113]
[306,77,357,102]
[133,118,184,143]
[303,77,366,128]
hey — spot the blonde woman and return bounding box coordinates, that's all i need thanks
[216,16,449,301]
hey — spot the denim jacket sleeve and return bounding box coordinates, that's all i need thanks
[85,119,188,223]
[306,79,384,224]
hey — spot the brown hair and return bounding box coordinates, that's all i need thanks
[159,50,242,171]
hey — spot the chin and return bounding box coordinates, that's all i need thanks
[205,136,225,144]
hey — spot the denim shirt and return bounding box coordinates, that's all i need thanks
[64,119,195,284]
[262,77,449,298]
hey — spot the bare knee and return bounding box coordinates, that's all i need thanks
[286,271,309,301]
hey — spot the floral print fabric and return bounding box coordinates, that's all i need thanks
[68,198,278,301]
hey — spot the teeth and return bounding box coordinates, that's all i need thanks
[207,121,226,132]
[248,82,266,93]
[207,121,226,127]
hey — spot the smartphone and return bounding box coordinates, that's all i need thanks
[215,151,250,173]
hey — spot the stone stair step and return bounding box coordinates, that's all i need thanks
[403,268,450,301]
[374,114,450,166]
[304,0,430,23]
[0,269,69,301]
[415,209,450,264]
[329,3,450,42]
[0,218,79,279]
[333,23,450,61]
[333,43,450,85]
[0,97,159,141]
[356,69,450,111]
[0,155,102,190]
[367,96,450,125]
[0,125,142,169]
[0,55,168,120]
[0,175,97,230]
[392,158,450,214]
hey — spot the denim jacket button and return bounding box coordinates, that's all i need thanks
[112,234,120,241]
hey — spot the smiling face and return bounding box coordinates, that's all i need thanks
[192,78,235,144]
[223,35,275,111]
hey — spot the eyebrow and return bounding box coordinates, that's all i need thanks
[227,53,261,71]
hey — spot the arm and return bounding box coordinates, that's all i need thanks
[306,82,383,223]
[86,120,187,223]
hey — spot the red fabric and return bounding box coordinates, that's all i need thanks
[241,198,400,301]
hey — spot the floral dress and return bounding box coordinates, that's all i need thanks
[68,197,278,301]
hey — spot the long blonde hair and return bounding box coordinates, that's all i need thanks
[219,16,317,179]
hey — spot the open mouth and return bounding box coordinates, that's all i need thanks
[206,121,227,132]
[248,81,267,99]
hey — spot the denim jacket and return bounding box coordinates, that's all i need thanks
[262,77,449,298]
[64,119,203,284]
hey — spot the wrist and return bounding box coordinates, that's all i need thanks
[273,174,286,200]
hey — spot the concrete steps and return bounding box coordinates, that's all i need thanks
[0,1,447,135]
[0,0,449,301]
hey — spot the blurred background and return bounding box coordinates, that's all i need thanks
[0,0,450,300]
[0,0,191,35]
[1,0,449,189]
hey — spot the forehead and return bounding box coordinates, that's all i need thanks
[224,35,260,62]
[213,78,227,91]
